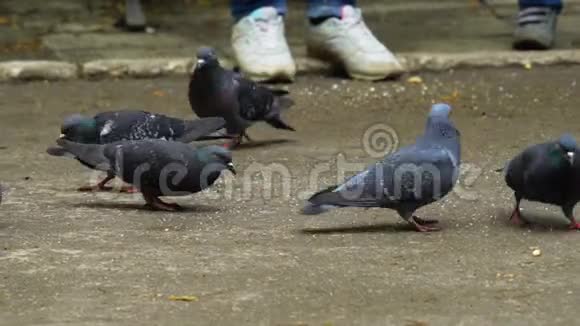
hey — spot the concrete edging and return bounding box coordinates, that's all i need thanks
[1,50,579,82]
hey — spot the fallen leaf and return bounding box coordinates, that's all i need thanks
[440,89,460,103]
[152,90,166,97]
[168,295,198,302]
[407,76,423,84]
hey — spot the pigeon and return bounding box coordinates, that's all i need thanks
[51,139,236,211]
[188,47,295,148]
[48,110,228,192]
[301,103,461,232]
[503,134,580,229]
[58,110,228,144]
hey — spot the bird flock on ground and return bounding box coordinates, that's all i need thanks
[1,46,576,232]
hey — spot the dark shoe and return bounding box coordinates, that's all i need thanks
[513,7,558,50]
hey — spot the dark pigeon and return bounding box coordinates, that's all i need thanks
[188,47,295,148]
[58,110,228,144]
[503,134,580,229]
[48,110,228,192]
[302,103,461,232]
[52,139,236,211]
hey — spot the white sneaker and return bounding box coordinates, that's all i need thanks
[231,7,296,82]
[307,6,404,80]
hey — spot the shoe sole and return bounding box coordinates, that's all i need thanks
[307,45,404,81]
[240,69,296,83]
[513,39,552,50]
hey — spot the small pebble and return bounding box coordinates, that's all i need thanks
[407,76,423,84]
[532,249,541,257]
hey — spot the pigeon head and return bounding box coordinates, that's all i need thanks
[198,145,236,175]
[196,47,219,68]
[557,134,577,165]
[60,114,98,143]
[424,103,459,139]
[429,103,452,118]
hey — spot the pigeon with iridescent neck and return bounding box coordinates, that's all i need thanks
[503,134,580,229]
[48,110,228,192]
[58,110,227,144]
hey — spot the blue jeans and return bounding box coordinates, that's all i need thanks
[231,0,357,20]
[519,0,563,12]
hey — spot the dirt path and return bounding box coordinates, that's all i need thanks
[1,66,580,325]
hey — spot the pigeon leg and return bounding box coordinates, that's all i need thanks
[568,219,580,230]
[412,216,439,225]
[562,205,580,230]
[224,135,243,149]
[142,192,182,211]
[78,175,114,192]
[118,185,139,193]
[509,207,526,225]
[509,197,527,225]
[408,217,441,232]
[398,210,440,232]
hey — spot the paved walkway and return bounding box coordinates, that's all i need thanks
[0,0,579,80]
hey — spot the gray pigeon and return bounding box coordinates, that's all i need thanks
[188,47,295,148]
[503,134,580,229]
[302,103,461,232]
[52,139,236,211]
[48,110,228,192]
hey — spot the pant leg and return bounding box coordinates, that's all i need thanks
[230,0,287,20]
[519,0,563,12]
[307,0,357,19]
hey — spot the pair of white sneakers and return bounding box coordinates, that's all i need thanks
[231,6,404,82]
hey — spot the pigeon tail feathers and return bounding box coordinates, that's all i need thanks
[301,185,378,215]
[177,117,227,143]
[266,116,296,131]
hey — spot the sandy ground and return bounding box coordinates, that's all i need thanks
[1,66,580,325]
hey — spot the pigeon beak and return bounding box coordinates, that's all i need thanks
[567,151,575,165]
[226,162,236,175]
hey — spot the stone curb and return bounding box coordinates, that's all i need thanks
[1,50,579,82]
[82,58,195,78]
[0,61,78,81]
[400,50,580,72]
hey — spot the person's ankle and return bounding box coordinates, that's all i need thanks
[309,16,336,25]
